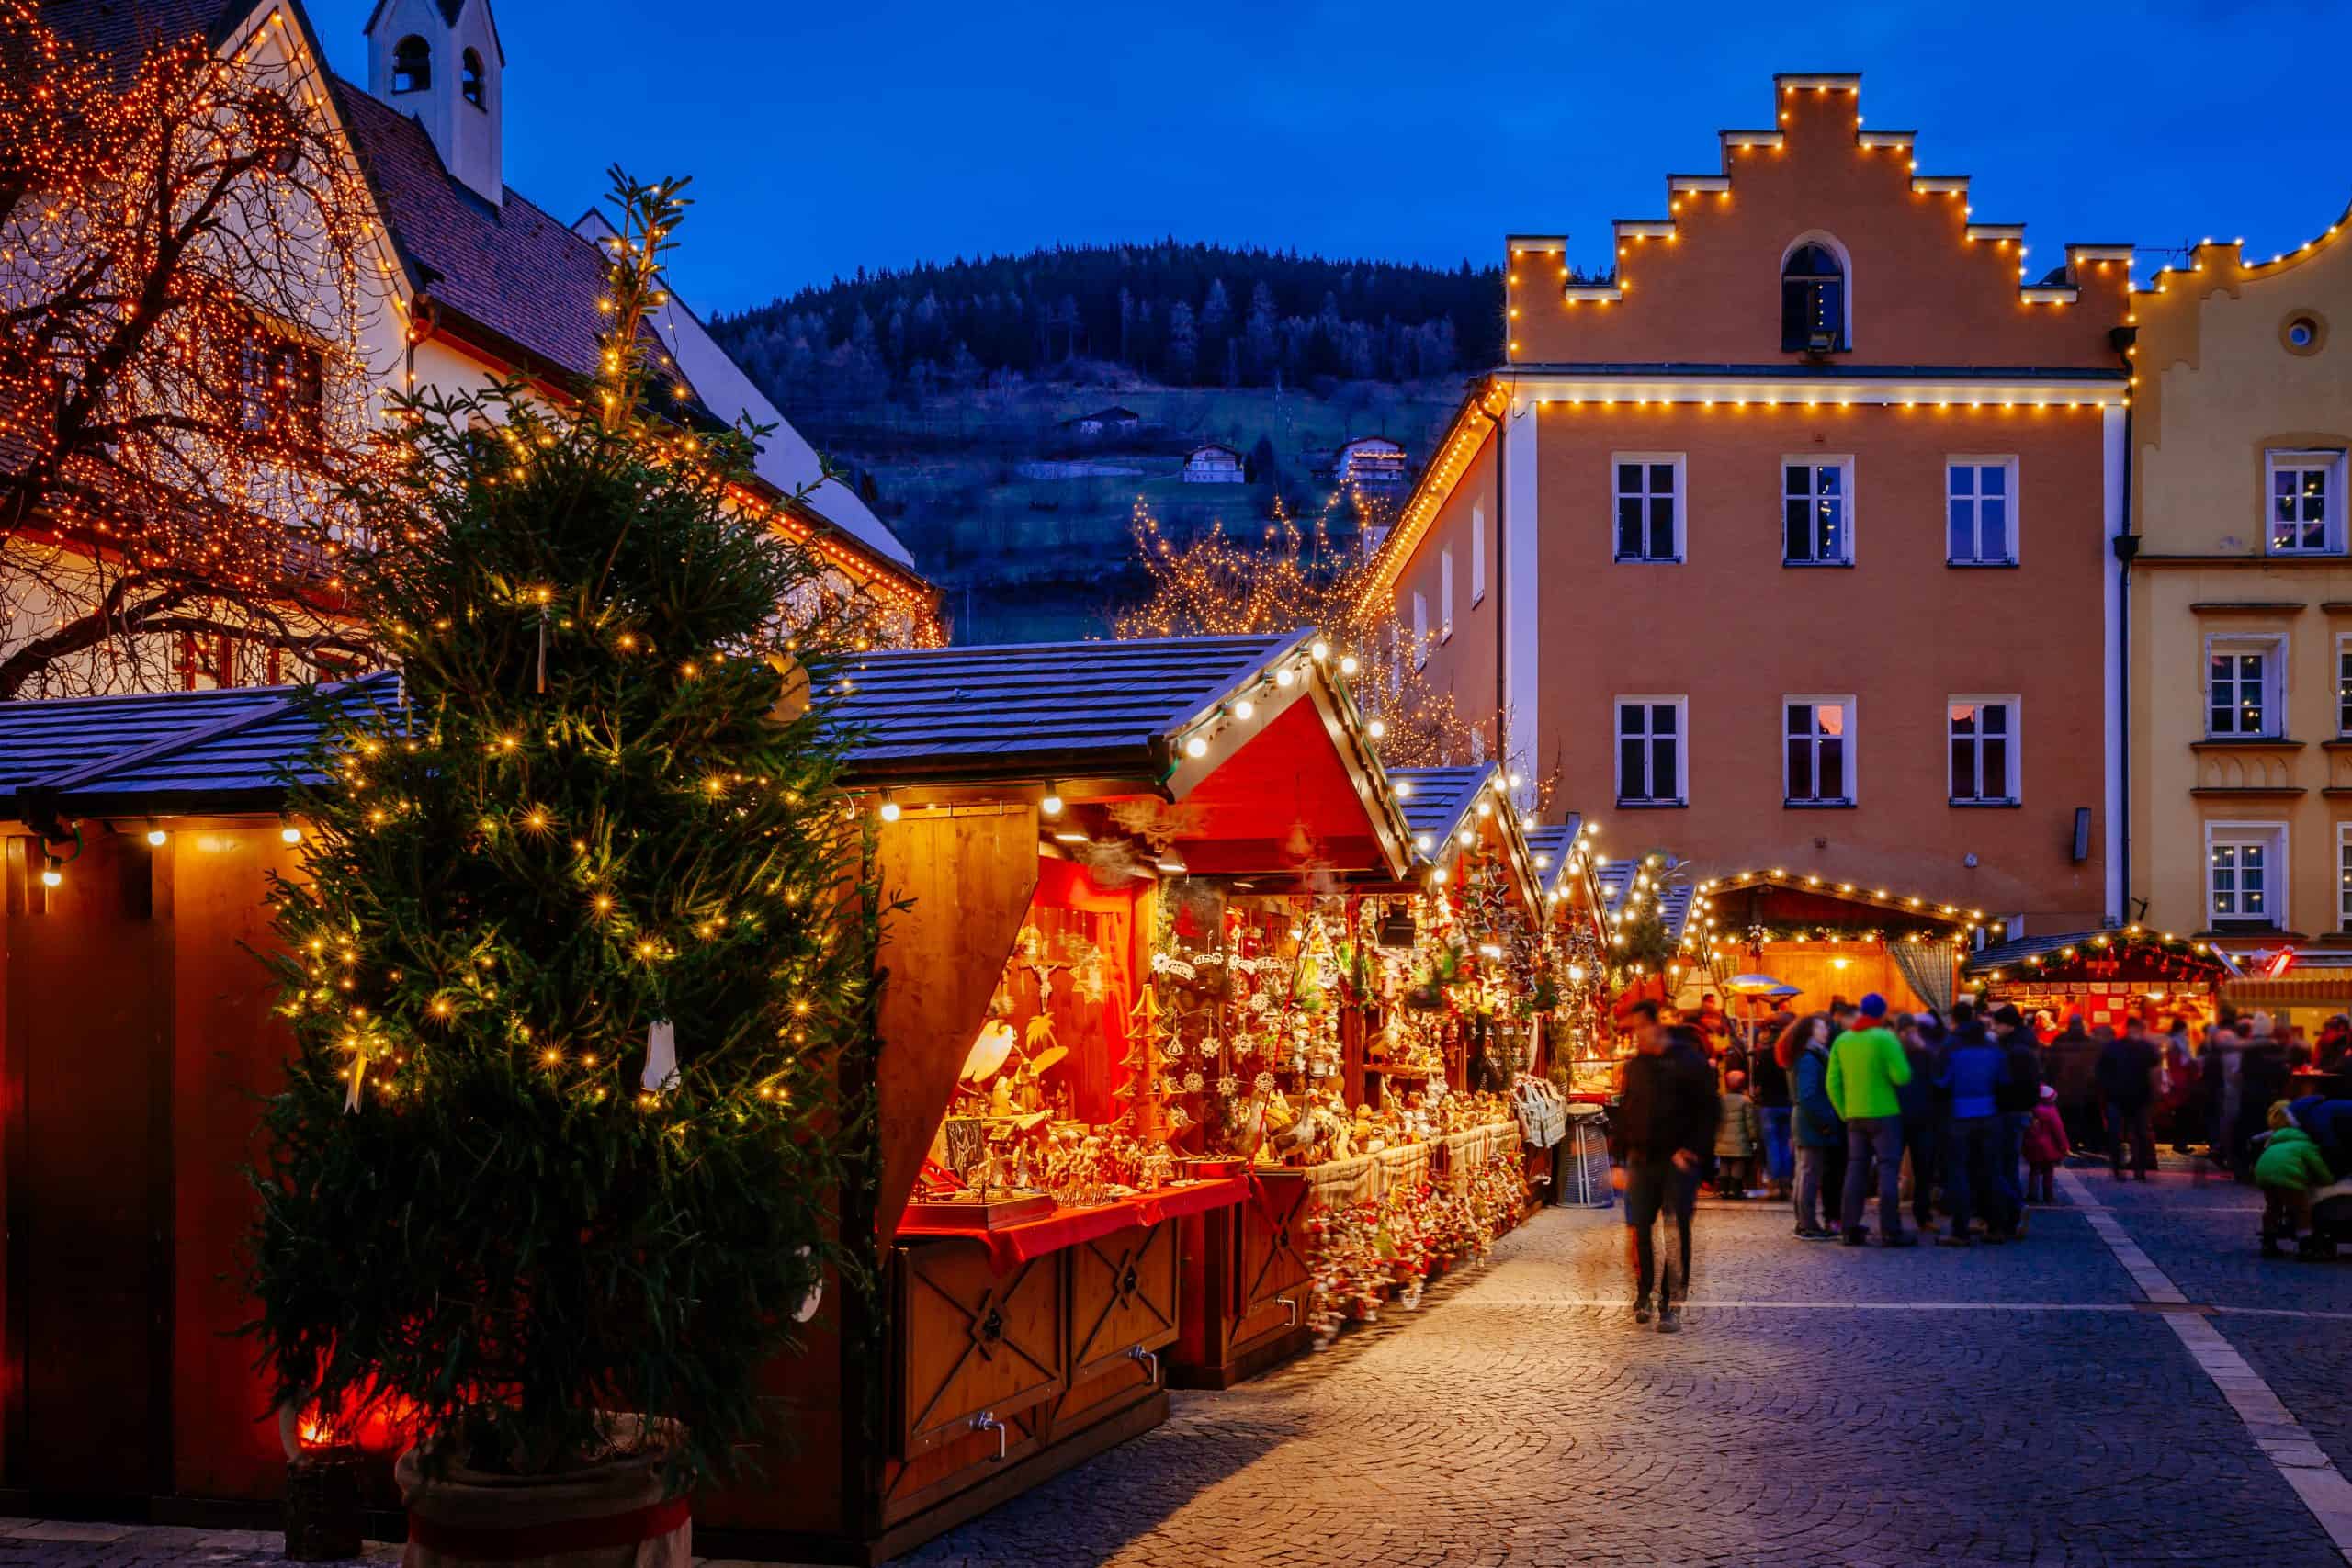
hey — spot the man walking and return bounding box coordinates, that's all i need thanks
[1990,1005,2043,1235]
[1612,1005,1719,1332]
[1829,994,1915,1247]
[2098,1018,2162,1181]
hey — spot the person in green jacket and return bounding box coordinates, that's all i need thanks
[2256,1100,2335,1243]
[1829,994,1916,1247]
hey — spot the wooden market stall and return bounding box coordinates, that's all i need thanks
[1964,928,2237,1032]
[0,630,1419,1562]
[1157,762,1556,1371]
[0,676,401,1518]
[699,628,1416,1562]
[1684,869,1999,1022]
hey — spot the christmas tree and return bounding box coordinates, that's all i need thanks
[246,171,875,1486]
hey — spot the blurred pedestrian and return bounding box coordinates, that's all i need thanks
[2097,1018,2161,1181]
[1611,1008,1718,1333]
[1897,1010,1948,1236]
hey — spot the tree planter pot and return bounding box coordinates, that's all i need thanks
[397,1416,689,1568]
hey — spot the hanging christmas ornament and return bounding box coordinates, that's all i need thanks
[643,1018,678,1091]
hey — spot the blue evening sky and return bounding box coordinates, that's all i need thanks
[317,0,2352,315]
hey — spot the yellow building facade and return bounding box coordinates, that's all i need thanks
[2129,209,2352,977]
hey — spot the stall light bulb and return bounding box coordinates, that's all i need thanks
[1340,656,1360,677]
[1311,640,1329,661]
[1275,669,1295,688]
[146,829,168,847]
[1368,718,1387,739]
[1236,699,1255,720]
[1040,794,1064,818]
[280,826,303,844]
[1395,779,1414,798]
[877,799,901,822]
[40,859,62,888]
[1185,736,1209,759]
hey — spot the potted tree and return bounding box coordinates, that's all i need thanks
[247,171,877,1566]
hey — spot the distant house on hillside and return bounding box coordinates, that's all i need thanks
[1335,435,1409,495]
[1182,444,1244,483]
[1065,405,1144,436]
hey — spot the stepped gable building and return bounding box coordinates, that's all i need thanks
[2126,206,2352,982]
[1364,73,2134,940]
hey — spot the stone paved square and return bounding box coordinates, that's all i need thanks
[9,1163,2352,1568]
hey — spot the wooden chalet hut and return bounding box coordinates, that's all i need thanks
[0,632,1412,1562]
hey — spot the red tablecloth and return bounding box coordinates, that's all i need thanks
[894,1177,1249,1272]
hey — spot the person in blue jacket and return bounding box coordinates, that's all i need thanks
[1937,1013,2013,1245]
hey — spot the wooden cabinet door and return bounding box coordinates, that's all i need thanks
[895,1242,1063,1461]
[1238,1173,1312,1319]
[1066,1221,1179,1385]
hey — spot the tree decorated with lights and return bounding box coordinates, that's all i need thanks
[247,172,873,1488]
[0,0,387,697]
[1114,494,1496,772]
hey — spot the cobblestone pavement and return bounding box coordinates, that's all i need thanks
[9,1160,2352,1568]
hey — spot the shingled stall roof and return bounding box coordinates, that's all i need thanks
[0,673,401,821]
[832,630,1414,879]
[833,631,1309,788]
[1388,762,1497,858]
[1595,858,1697,944]
[1521,815,1585,897]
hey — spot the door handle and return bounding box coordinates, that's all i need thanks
[970,1411,1006,1462]
[1283,1296,1301,1327]
[1128,1344,1159,1383]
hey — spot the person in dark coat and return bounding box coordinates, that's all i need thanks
[2095,1019,2161,1180]
[1750,1015,1795,1201]
[1611,1010,1720,1333]
[1989,1005,2043,1236]
[1896,1012,1948,1235]
[2238,1039,2293,1180]
[2048,1019,2103,1154]
[1787,1013,1841,1237]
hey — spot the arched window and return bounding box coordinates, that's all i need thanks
[1781,240,1848,353]
[391,34,430,94]
[460,48,485,107]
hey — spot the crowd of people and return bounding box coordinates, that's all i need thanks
[1606,987,2352,1329]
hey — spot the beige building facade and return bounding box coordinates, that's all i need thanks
[2128,207,2352,961]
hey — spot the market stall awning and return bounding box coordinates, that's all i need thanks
[2223,972,2352,1007]
[1521,816,1582,897]
[1595,859,1697,942]
[1379,762,1542,921]
[0,673,402,823]
[1962,928,2238,982]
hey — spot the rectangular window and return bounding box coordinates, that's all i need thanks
[2207,826,2285,927]
[1470,503,1487,604]
[1782,460,1852,565]
[2207,640,2280,739]
[237,333,324,446]
[2341,826,2352,932]
[1440,547,1454,643]
[1615,696,1686,807]
[2266,449,2346,556]
[1784,696,1855,805]
[2340,639,2352,738]
[1947,458,2017,565]
[1410,591,1428,670]
[1613,454,1684,562]
[1949,696,2018,804]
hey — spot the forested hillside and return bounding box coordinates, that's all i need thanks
[706,243,1607,643]
[707,241,1599,408]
